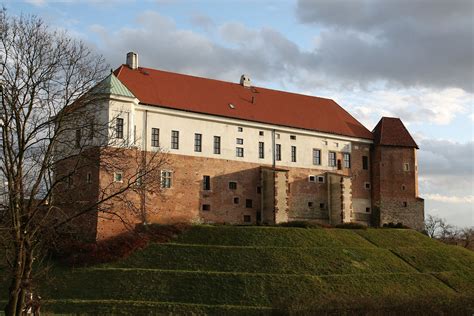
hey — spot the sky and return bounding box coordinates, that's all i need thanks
[6,0,474,227]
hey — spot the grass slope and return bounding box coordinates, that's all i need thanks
[2,226,474,315]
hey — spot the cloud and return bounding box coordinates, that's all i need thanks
[296,0,474,92]
[189,13,215,32]
[25,0,47,6]
[423,194,474,204]
[418,139,474,176]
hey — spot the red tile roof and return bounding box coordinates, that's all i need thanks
[372,117,418,148]
[114,65,373,140]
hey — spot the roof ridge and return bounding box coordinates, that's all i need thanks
[135,66,335,103]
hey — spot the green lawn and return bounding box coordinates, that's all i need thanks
[1,226,473,315]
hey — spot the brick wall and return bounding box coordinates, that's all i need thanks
[371,145,424,230]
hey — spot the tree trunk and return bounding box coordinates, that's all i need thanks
[5,247,23,316]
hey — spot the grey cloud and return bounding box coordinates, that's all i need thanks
[189,13,215,32]
[93,14,314,87]
[297,0,474,92]
[418,139,474,176]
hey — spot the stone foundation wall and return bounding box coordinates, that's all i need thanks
[378,198,425,230]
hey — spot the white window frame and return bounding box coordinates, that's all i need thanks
[114,171,123,183]
[161,170,172,189]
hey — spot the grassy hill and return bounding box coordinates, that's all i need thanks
[1,226,474,315]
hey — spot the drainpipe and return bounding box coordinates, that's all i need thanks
[141,110,148,224]
[271,129,276,224]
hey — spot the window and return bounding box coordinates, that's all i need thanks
[335,142,339,148]
[246,199,253,208]
[116,118,124,139]
[233,197,239,204]
[214,136,221,154]
[88,122,94,140]
[291,146,297,162]
[236,147,244,157]
[238,127,243,132]
[337,159,342,170]
[171,130,179,149]
[317,176,325,183]
[67,175,73,188]
[243,215,251,223]
[229,181,237,190]
[362,156,369,170]
[308,202,313,207]
[75,129,81,148]
[202,204,211,211]
[329,151,336,167]
[403,163,410,171]
[256,186,261,194]
[203,175,211,191]
[365,207,371,213]
[259,131,264,136]
[86,172,92,184]
[403,201,408,207]
[309,175,316,182]
[161,170,172,188]
[320,203,325,209]
[276,144,281,161]
[275,133,280,139]
[194,133,202,152]
[259,142,264,159]
[151,128,160,147]
[343,153,351,168]
[114,171,123,183]
[402,184,406,191]
[364,182,371,190]
[313,149,321,165]
[236,138,243,145]
[290,135,296,140]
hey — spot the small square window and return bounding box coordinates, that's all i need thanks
[320,203,325,209]
[238,127,243,132]
[236,147,244,157]
[308,202,313,207]
[246,199,253,208]
[365,207,371,213]
[236,138,244,145]
[335,142,339,147]
[256,186,262,194]
[259,131,264,136]
[275,133,280,139]
[290,135,296,140]
[233,197,240,204]
[243,215,251,223]
[202,204,211,211]
[317,176,325,183]
[309,175,316,182]
[229,181,237,190]
[403,163,410,172]
[403,201,408,207]
[114,171,123,183]
[364,182,371,189]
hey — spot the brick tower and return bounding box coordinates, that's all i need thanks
[371,117,424,230]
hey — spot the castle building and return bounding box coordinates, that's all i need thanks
[54,52,424,240]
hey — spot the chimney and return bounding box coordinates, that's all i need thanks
[126,52,138,70]
[240,74,251,87]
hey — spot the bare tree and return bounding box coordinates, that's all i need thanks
[0,10,167,315]
[424,214,444,238]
